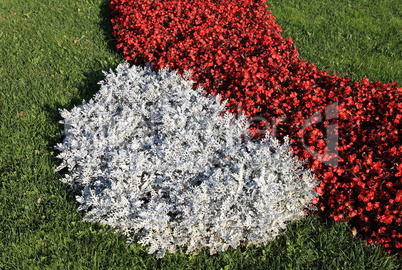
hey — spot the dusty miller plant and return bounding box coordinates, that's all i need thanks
[55,62,318,258]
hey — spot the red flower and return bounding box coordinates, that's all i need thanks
[396,190,402,203]
[396,164,402,177]
[379,215,394,225]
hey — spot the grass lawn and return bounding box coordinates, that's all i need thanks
[0,0,401,269]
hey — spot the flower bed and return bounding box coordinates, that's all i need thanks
[56,63,318,258]
[109,0,402,255]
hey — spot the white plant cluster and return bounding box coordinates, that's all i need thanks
[55,62,318,258]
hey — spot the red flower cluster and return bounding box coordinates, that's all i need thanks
[109,0,402,255]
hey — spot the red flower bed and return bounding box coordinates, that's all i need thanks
[109,0,402,255]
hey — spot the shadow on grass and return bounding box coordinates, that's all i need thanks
[42,67,108,170]
[41,0,122,202]
[43,0,122,121]
[43,0,120,147]
[99,0,119,57]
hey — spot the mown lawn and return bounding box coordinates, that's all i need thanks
[0,0,400,269]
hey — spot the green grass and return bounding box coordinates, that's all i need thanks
[269,0,402,84]
[0,0,400,269]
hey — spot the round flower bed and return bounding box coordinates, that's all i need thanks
[56,63,318,258]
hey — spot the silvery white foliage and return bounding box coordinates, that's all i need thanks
[55,62,318,258]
